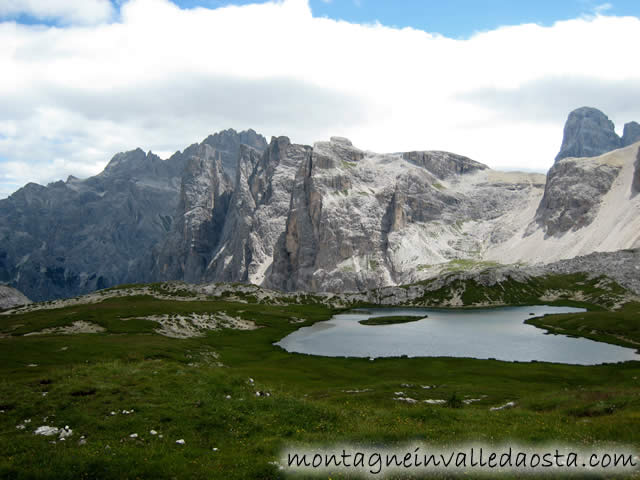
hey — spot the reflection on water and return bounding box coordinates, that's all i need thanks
[275,306,640,365]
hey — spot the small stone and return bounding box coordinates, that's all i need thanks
[176,439,185,445]
[150,430,158,435]
[212,447,219,451]
[129,433,138,439]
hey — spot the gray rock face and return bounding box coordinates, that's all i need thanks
[402,151,488,179]
[0,285,31,310]
[0,149,187,301]
[202,129,267,178]
[266,138,544,292]
[151,130,268,282]
[0,129,266,301]
[205,137,309,284]
[622,121,640,147]
[555,107,622,162]
[151,144,234,282]
[633,147,640,195]
[531,157,621,236]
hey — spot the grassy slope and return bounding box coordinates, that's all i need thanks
[0,279,638,479]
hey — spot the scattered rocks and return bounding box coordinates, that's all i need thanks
[394,397,418,404]
[127,312,257,339]
[25,321,106,336]
[490,401,516,411]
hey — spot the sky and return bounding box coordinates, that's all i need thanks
[0,0,639,198]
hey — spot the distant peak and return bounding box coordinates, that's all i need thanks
[622,121,640,147]
[555,107,621,162]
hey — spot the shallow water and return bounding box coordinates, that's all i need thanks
[275,306,640,365]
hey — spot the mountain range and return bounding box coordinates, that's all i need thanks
[1,107,638,302]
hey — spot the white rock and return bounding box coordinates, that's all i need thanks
[150,430,158,435]
[490,401,516,411]
[129,433,138,439]
[176,439,185,445]
[34,426,59,436]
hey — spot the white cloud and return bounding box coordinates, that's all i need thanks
[0,0,639,197]
[0,0,115,25]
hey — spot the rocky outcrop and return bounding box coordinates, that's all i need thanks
[402,151,487,179]
[555,107,622,162]
[531,157,621,236]
[205,137,309,284]
[0,285,31,310]
[622,122,640,147]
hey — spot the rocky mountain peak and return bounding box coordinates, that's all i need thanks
[555,107,622,162]
[622,121,640,147]
[202,129,268,178]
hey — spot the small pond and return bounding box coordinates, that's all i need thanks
[275,306,640,365]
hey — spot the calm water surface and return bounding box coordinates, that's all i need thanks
[275,306,640,365]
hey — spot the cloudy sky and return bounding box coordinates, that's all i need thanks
[1,0,639,198]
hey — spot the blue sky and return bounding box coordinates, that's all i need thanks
[1,0,639,198]
[8,0,640,36]
[171,0,640,37]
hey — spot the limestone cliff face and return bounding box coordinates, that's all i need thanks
[152,144,233,282]
[266,138,545,292]
[205,137,310,284]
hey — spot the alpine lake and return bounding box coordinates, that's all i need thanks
[276,306,640,365]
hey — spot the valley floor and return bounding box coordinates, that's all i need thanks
[0,289,639,479]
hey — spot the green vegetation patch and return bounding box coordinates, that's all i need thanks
[359,315,426,326]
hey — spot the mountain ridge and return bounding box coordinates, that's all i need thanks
[1,109,639,301]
